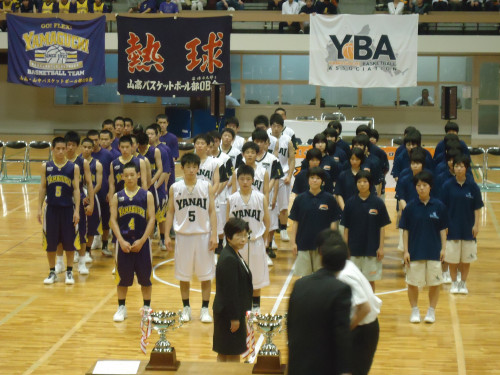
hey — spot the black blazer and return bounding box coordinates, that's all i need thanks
[213,245,253,320]
[287,268,352,375]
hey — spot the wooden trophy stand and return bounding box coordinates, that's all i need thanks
[146,349,180,371]
[252,351,286,374]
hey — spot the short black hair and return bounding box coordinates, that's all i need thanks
[156,114,168,122]
[52,136,66,148]
[254,115,269,128]
[123,161,140,173]
[355,169,372,188]
[323,127,338,140]
[114,116,124,125]
[101,119,114,129]
[136,131,149,146]
[100,129,113,138]
[445,140,461,152]
[306,148,323,161]
[221,127,235,139]
[403,126,417,136]
[352,134,369,149]
[275,107,286,115]
[209,130,221,141]
[242,141,259,154]
[409,147,426,167]
[355,124,371,136]
[237,164,255,179]
[181,152,201,167]
[315,229,348,272]
[119,135,133,146]
[133,124,144,135]
[445,121,459,134]
[270,113,284,127]
[225,116,239,128]
[193,134,211,145]
[312,133,328,149]
[124,117,134,126]
[307,166,326,183]
[453,154,471,170]
[252,129,269,143]
[445,147,462,162]
[81,137,94,146]
[351,147,366,164]
[327,120,342,135]
[87,129,99,138]
[146,123,159,135]
[224,217,250,241]
[404,130,421,147]
[64,131,80,146]
[370,129,379,141]
[413,170,433,188]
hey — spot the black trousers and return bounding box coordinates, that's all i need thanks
[352,318,380,375]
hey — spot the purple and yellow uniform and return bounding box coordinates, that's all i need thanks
[140,145,166,222]
[115,188,152,287]
[86,157,102,237]
[92,147,113,230]
[111,156,141,193]
[70,155,87,245]
[156,143,174,190]
[43,160,80,252]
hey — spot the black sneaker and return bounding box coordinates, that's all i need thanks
[267,248,277,259]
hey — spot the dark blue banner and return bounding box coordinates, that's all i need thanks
[117,16,231,97]
[7,14,106,88]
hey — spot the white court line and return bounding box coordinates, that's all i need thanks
[0,296,37,327]
[449,295,467,375]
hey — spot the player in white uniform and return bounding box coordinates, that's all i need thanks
[231,142,269,201]
[224,116,245,151]
[271,107,298,148]
[227,164,270,312]
[194,134,220,192]
[165,153,218,324]
[248,115,278,153]
[219,128,241,168]
[270,113,295,242]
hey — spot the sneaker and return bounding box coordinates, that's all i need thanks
[252,306,260,314]
[102,248,113,257]
[458,281,468,295]
[200,307,213,323]
[424,308,436,324]
[450,281,460,294]
[65,271,75,285]
[442,270,452,284]
[280,229,289,242]
[299,29,304,34]
[113,305,127,322]
[78,261,89,275]
[55,261,65,274]
[73,252,79,263]
[271,239,278,250]
[154,226,159,239]
[267,255,273,266]
[44,271,58,285]
[159,240,167,251]
[267,248,276,259]
[111,267,116,275]
[83,252,93,263]
[181,306,191,322]
[91,235,102,250]
[410,308,420,323]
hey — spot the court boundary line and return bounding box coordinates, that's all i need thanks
[449,295,467,375]
[0,296,37,327]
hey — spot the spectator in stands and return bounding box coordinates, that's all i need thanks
[388,0,405,14]
[280,0,301,34]
[299,0,315,34]
[268,0,283,10]
[484,0,499,10]
[39,0,58,13]
[464,0,483,10]
[186,0,206,10]
[0,0,19,13]
[74,0,90,13]
[412,89,434,106]
[129,0,157,12]
[216,0,244,10]
[91,0,111,13]
[432,0,449,11]
[19,0,37,13]
[159,0,179,13]
[411,0,430,14]
[315,0,338,14]
[58,0,72,13]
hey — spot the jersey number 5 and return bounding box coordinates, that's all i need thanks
[55,186,62,197]
[188,210,195,222]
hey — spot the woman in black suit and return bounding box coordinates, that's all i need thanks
[212,218,253,362]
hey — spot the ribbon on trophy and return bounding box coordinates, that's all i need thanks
[140,307,153,354]
[242,310,256,360]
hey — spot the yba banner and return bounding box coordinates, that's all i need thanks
[7,14,106,88]
[117,16,231,97]
[310,15,418,88]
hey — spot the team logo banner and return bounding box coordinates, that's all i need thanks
[309,15,418,88]
[117,16,231,97]
[7,14,106,88]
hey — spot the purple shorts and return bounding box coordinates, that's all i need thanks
[87,195,102,237]
[43,205,79,252]
[115,239,152,287]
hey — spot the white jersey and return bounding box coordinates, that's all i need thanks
[228,190,266,240]
[256,152,283,181]
[248,134,277,153]
[272,134,292,175]
[214,151,232,204]
[172,180,211,234]
[219,145,240,169]
[267,126,295,142]
[197,156,219,184]
[232,135,246,151]
[235,164,267,194]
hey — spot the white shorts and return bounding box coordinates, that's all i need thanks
[351,256,382,282]
[269,201,280,232]
[216,201,227,236]
[445,240,477,264]
[238,237,269,290]
[406,260,443,287]
[174,233,215,282]
[295,249,322,277]
[278,179,292,212]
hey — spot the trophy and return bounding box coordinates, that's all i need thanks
[146,310,184,371]
[249,313,287,374]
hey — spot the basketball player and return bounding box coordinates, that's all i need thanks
[109,162,155,322]
[231,142,270,201]
[100,128,121,160]
[38,137,80,285]
[165,153,218,323]
[219,128,240,168]
[272,107,297,148]
[111,116,125,151]
[157,114,179,160]
[225,117,245,151]
[270,113,295,242]
[227,165,270,312]
[194,134,220,193]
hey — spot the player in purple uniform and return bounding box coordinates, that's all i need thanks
[157,114,179,160]
[110,162,155,322]
[39,137,81,285]
[111,116,125,152]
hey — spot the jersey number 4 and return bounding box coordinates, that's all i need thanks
[128,218,135,230]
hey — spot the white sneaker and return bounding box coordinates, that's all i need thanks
[181,306,191,322]
[457,271,462,282]
[267,255,273,266]
[74,252,79,263]
[111,267,116,275]
[102,248,113,257]
[200,307,213,323]
[271,239,278,250]
[159,240,167,251]
[65,271,75,285]
[450,281,460,294]
[78,261,89,275]
[91,235,102,250]
[113,305,127,322]
[424,308,436,324]
[410,308,420,323]
[44,271,58,284]
[442,270,452,284]
[280,229,289,242]
[55,261,65,274]
[83,252,93,263]
[458,281,468,295]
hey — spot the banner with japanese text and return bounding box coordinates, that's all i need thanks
[7,14,105,88]
[117,16,231,97]
[309,15,418,88]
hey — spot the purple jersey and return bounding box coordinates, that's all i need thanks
[45,160,75,207]
[117,188,148,242]
[112,156,141,193]
[92,147,113,195]
[160,132,179,159]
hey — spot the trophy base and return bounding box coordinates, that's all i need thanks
[146,349,181,371]
[252,353,286,374]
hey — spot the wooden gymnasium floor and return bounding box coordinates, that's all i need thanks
[1,143,500,374]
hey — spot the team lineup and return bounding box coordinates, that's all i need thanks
[37,108,483,372]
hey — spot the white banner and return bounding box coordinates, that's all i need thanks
[309,14,418,88]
